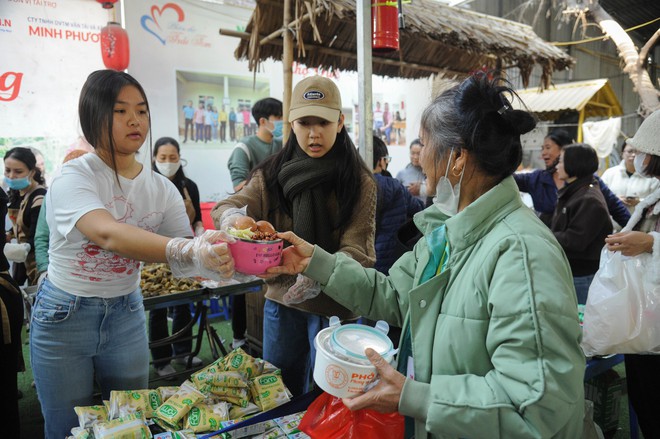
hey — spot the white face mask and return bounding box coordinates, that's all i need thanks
[155,161,181,178]
[433,148,465,216]
[633,153,650,177]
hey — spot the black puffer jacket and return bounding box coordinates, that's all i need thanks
[551,175,613,276]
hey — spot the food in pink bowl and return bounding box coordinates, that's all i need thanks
[226,216,283,275]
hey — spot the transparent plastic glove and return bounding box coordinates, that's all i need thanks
[282,274,321,305]
[165,230,236,281]
[4,242,30,263]
[218,206,248,231]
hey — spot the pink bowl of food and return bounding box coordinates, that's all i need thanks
[228,238,283,275]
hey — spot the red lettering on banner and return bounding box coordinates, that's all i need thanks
[0,72,23,102]
[292,61,340,79]
[29,25,62,38]
[29,25,100,42]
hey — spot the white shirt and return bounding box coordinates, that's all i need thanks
[46,154,191,297]
[601,162,660,213]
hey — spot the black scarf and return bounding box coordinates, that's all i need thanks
[278,146,339,253]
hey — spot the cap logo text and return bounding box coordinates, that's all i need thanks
[303,90,324,100]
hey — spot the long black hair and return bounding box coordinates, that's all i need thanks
[4,147,45,205]
[152,136,188,193]
[421,71,536,182]
[78,69,152,183]
[252,125,372,231]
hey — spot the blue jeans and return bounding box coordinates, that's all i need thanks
[262,299,326,397]
[30,278,149,439]
[573,274,594,305]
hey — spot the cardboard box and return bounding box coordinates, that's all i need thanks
[584,369,623,432]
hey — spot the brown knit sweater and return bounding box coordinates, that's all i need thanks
[212,170,377,318]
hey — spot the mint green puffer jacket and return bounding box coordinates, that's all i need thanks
[305,176,585,438]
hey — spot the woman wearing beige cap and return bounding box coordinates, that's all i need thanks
[212,76,377,396]
[605,109,660,439]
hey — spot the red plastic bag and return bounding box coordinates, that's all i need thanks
[299,391,404,439]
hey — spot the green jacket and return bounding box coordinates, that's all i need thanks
[305,176,585,438]
[227,135,282,187]
[34,198,49,274]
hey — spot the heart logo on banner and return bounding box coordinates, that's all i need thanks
[140,2,185,45]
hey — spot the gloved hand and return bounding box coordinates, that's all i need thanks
[218,206,248,231]
[4,243,30,263]
[166,230,236,281]
[283,274,321,305]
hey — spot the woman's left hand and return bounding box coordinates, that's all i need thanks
[605,231,654,256]
[342,348,405,414]
[262,231,314,278]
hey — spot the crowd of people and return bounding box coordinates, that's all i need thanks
[182,101,255,144]
[1,68,659,438]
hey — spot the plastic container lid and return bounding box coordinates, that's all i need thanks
[330,324,394,361]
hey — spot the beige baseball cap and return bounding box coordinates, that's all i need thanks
[289,76,342,122]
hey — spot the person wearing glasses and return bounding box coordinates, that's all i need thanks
[601,140,660,214]
[396,139,427,202]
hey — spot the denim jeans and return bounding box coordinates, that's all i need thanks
[30,278,149,439]
[573,274,594,305]
[262,299,326,397]
[149,304,193,367]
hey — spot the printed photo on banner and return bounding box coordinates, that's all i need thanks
[176,71,271,149]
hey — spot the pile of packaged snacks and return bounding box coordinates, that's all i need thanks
[66,349,295,439]
[140,263,203,297]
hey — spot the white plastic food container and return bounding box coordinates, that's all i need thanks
[313,316,397,398]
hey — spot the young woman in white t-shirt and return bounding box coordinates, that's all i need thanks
[29,69,235,439]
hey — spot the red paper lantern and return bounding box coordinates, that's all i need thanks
[372,0,399,53]
[100,22,130,71]
[96,0,118,9]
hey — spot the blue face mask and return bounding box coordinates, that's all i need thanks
[270,120,283,138]
[4,176,30,190]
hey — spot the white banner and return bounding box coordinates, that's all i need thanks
[0,0,108,174]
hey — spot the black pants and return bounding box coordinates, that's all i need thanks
[229,121,236,141]
[624,354,660,438]
[231,294,247,341]
[184,118,194,141]
[220,122,227,141]
[0,274,23,439]
[149,305,193,367]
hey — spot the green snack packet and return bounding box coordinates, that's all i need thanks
[184,401,230,433]
[156,380,205,424]
[74,405,108,428]
[249,373,290,412]
[92,412,150,439]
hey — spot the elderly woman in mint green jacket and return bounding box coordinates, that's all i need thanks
[267,73,585,439]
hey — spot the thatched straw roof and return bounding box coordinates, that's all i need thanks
[228,0,574,88]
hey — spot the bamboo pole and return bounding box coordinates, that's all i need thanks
[282,0,293,142]
[357,0,372,166]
